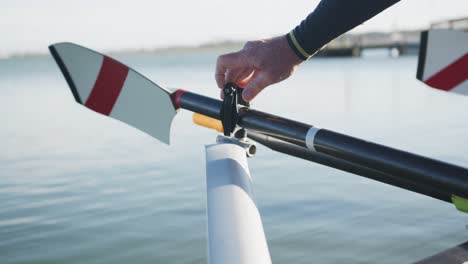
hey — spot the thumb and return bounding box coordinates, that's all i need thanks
[242,72,270,102]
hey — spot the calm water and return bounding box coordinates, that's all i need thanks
[1,50,468,264]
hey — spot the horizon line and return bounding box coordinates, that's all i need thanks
[0,29,426,60]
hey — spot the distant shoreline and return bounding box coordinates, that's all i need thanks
[0,30,424,60]
[0,41,244,60]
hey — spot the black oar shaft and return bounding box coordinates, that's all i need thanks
[248,132,451,202]
[178,91,468,199]
[237,108,311,147]
[178,91,222,119]
[314,129,468,198]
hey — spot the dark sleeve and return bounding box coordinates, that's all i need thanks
[286,0,400,60]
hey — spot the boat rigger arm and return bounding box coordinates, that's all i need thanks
[287,0,401,60]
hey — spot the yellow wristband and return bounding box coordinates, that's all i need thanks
[289,31,311,59]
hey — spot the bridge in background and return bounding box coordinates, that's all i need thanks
[316,30,421,57]
[316,17,467,58]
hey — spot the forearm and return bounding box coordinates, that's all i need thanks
[287,0,400,60]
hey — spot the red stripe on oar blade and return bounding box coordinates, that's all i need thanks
[85,57,129,115]
[425,53,468,91]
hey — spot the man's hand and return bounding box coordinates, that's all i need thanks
[215,35,303,102]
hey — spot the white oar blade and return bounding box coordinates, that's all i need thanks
[416,29,468,95]
[49,42,176,144]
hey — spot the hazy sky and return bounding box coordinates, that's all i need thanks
[1,0,467,55]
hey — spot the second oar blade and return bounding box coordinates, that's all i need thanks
[49,42,177,144]
[416,29,468,95]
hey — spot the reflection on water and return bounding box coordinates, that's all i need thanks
[1,52,468,264]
